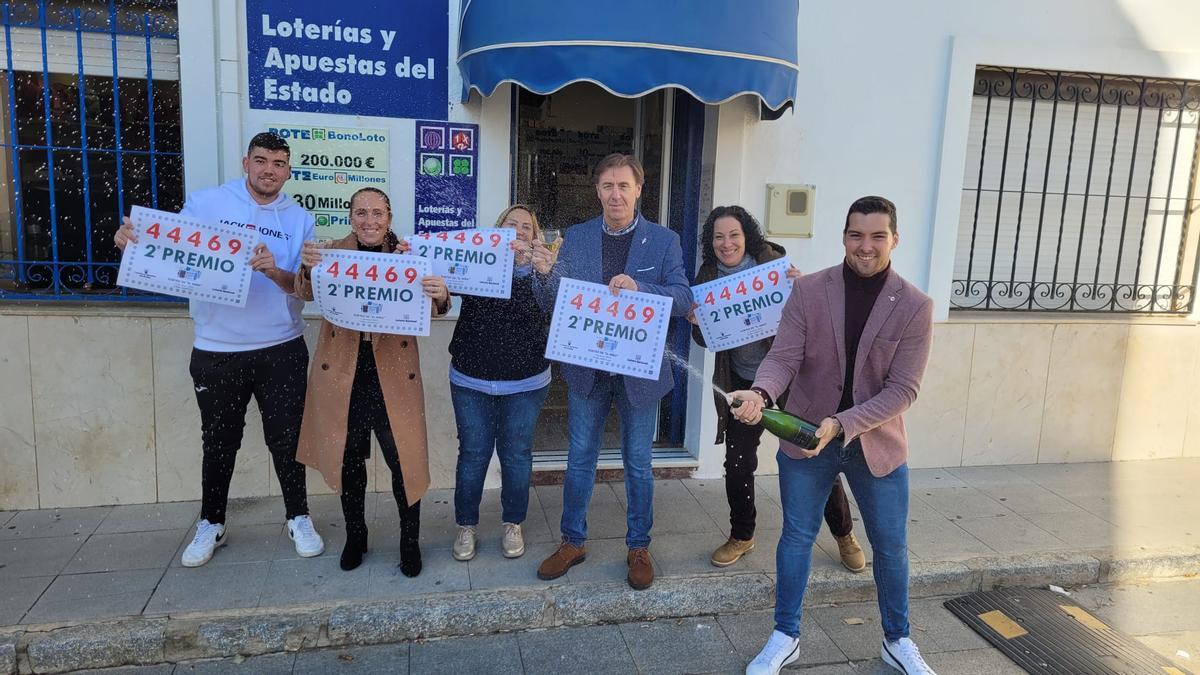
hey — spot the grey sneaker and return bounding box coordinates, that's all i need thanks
[502,522,525,558]
[453,525,477,561]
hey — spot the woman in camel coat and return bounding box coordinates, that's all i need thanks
[296,187,450,575]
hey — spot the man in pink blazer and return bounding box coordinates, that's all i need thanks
[730,196,936,675]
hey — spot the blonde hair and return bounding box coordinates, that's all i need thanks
[492,204,541,239]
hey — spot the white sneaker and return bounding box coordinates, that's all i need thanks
[453,525,477,561]
[881,637,937,674]
[502,522,525,558]
[286,515,324,558]
[745,630,800,675]
[181,519,226,567]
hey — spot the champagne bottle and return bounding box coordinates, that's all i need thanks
[730,398,820,450]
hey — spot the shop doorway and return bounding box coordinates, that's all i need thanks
[511,83,702,465]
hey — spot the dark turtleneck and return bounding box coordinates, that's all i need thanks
[839,261,891,412]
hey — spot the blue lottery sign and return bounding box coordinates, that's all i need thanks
[246,0,448,119]
[414,121,479,234]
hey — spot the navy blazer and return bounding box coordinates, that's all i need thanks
[534,214,692,406]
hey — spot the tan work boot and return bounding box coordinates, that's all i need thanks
[627,548,654,590]
[836,532,866,572]
[710,537,755,567]
[537,540,586,580]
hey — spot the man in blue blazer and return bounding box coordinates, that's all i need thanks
[530,154,691,590]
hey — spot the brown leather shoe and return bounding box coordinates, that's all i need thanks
[537,540,586,580]
[710,537,755,567]
[627,548,654,590]
[836,532,866,572]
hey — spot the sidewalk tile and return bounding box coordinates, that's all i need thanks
[540,495,630,542]
[945,465,1027,486]
[410,633,522,675]
[258,556,371,607]
[1135,630,1200,670]
[0,512,14,527]
[1075,578,1200,635]
[0,575,52,624]
[1024,510,1121,548]
[224,496,286,525]
[613,478,697,506]
[144,561,269,614]
[977,483,1083,515]
[620,617,744,675]
[293,644,408,674]
[0,535,86,578]
[564,537,657,585]
[175,652,295,673]
[908,469,968,490]
[923,647,1026,673]
[906,517,995,560]
[719,609,847,667]
[0,506,110,540]
[653,496,724,536]
[23,569,162,624]
[367,550,470,598]
[809,602,885,660]
[467,541,558,590]
[651,532,771,577]
[955,515,1072,554]
[95,501,200,534]
[63,529,185,574]
[518,624,636,674]
[912,487,1016,520]
[170,522,283,567]
[756,480,782,507]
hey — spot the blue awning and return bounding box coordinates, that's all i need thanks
[457,0,798,110]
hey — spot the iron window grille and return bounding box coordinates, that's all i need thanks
[952,66,1200,313]
[0,0,181,303]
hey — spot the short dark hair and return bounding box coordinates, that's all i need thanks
[247,131,290,158]
[700,205,768,268]
[593,153,644,186]
[844,195,897,235]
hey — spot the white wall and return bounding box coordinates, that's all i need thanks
[727,0,1200,314]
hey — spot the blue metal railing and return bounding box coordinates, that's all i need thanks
[0,0,181,302]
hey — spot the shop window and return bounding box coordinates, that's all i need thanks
[0,0,182,302]
[953,66,1200,313]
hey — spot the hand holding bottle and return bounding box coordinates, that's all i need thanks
[726,390,765,424]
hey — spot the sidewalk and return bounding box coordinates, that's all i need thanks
[2,458,1199,673]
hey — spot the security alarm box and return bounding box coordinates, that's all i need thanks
[765,184,815,237]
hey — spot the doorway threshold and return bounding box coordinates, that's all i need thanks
[531,447,697,471]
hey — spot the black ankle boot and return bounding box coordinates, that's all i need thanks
[399,538,422,577]
[340,525,368,571]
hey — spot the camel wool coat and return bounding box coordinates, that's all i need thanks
[294,233,446,504]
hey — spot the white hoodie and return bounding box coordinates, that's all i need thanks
[182,178,315,352]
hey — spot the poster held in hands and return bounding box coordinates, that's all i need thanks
[545,278,672,380]
[312,249,432,335]
[117,206,259,306]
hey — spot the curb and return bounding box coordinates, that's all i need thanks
[3,548,1197,674]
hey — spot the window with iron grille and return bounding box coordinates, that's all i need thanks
[952,66,1200,313]
[0,0,181,302]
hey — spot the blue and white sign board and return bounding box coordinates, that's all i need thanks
[246,0,448,119]
[312,250,432,335]
[414,121,479,234]
[404,228,515,298]
[545,278,672,380]
[691,258,791,351]
[118,206,259,307]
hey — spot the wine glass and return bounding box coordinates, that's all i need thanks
[542,228,562,253]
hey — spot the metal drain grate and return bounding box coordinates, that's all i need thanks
[944,587,1191,675]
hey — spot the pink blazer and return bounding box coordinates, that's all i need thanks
[753,264,933,476]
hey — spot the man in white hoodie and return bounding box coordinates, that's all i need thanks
[115,132,324,566]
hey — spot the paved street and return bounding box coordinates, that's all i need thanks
[70,578,1200,674]
[3,458,1199,626]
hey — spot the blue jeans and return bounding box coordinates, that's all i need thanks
[451,383,550,526]
[561,376,657,549]
[775,439,910,641]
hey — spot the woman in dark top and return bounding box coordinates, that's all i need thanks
[448,204,552,562]
[688,205,864,572]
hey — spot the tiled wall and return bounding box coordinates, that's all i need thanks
[2,313,1198,509]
